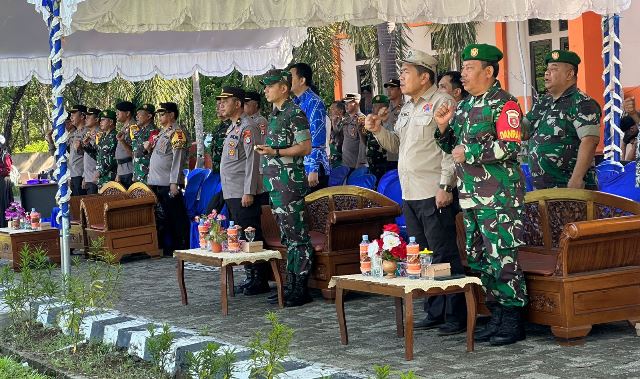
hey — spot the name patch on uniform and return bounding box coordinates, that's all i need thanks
[422,103,433,113]
[496,101,522,142]
[243,130,252,144]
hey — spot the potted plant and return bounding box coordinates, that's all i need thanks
[5,202,25,229]
[205,210,227,253]
[368,224,407,278]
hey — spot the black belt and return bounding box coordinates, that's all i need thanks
[117,157,133,164]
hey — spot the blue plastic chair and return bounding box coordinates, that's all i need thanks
[197,173,221,216]
[346,173,376,189]
[184,168,210,219]
[328,165,350,186]
[520,163,534,192]
[377,169,398,194]
[189,221,200,248]
[597,161,640,201]
[376,170,405,227]
[348,166,369,180]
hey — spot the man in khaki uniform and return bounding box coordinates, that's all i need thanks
[115,101,136,188]
[365,49,466,335]
[81,107,101,194]
[342,93,366,170]
[383,78,405,171]
[68,104,87,196]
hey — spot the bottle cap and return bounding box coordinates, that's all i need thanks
[362,234,368,241]
[409,236,416,243]
[229,221,235,227]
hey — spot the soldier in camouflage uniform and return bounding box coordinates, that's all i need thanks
[365,95,390,182]
[256,69,314,307]
[131,104,158,184]
[92,110,118,187]
[434,44,527,346]
[524,50,601,190]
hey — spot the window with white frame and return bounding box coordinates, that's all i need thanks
[526,19,569,95]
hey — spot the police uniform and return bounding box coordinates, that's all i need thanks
[525,50,602,190]
[342,93,366,169]
[148,102,190,255]
[115,101,135,189]
[68,105,87,196]
[93,110,118,187]
[435,44,527,346]
[366,94,390,181]
[383,78,405,171]
[260,70,314,307]
[245,91,270,207]
[81,107,101,194]
[131,104,158,184]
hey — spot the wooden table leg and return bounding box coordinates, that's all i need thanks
[404,292,414,361]
[395,297,404,337]
[336,286,348,345]
[464,285,477,352]
[270,259,284,308]
[220,265,229,316]
[177,258,188,305]
[227,265,235,297]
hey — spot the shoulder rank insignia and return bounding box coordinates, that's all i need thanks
[129,124,140,140]
[171,129,187,149]
[243,130,252,144]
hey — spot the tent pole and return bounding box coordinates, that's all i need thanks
[601,14,623,162]
[46,0,71,276]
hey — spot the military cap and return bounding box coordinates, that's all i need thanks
[86,107,101,116]
[115,101,136,113]
[399,49,437,72]
[218,87,246,101]
[245,91,261,103]
[137,104,155,114]
[372,94,390,105]
[621,115,637,133]
[260,69,292,86]
[342,93,361,103]
[545,49,581,67]
[68,104,87,114]
[462,44,503,62]
[99,109,117,121]
[157,102,179,115]
[383,79,400,88]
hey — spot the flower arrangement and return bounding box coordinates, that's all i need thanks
[5,202,25,221]
[367,224,407,262]
[199,209,227,244]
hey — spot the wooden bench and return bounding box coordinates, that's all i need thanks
[80,182,160,262]
[261,186,402,300]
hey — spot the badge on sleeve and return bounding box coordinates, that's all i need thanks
[243,130,252,144]
[496,101,522,142]
[171,129,187,149]
[422,103,433,113]
[228,148,236,157]
[95,132,103,145]
[129,124,140,140]
[259,123,267,136]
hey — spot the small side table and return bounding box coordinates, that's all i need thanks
[0,227,61,270]
[174,249,284,316]
[329,274,482,360]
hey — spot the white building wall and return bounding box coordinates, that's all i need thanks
[620,1,640,87]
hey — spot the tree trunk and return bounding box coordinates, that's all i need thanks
[376,23,396,85]
[21,104,30,145]
[3,84,28,153]
[192,71,204,168]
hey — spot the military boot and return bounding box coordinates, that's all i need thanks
[268,272,295,304]
[489,306,526,346]
[243,263,270,296]
[285,272,313,307]
[234,265,254,294]
[475,302,503,342]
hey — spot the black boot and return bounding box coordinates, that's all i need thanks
[243,263,270,296]
[489,306,526,346]
[268,272,295,304]
[285,272,313,307]
[475,302,503,342]
[234,266,254,294]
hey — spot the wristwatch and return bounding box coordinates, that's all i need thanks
[275,149,281,158]
[439,184,454,193]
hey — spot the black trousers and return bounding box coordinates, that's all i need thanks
[403,191,466,326]
[85,182,98,195]
[224,196,264,242]
[70,176,86,196]
[150,185,190,255]
[118,173,133,189]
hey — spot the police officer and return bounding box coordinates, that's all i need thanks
[365,95,390,182]
[211,96,230,175]
[148,102,190,256]
[524,50,601,190]
[435,44,528,346]
[131,104,157,184]
[68,105,87,196]
[81,108,101,194]
[383,79,405,171]
[244,91,268,137]
[255,69,314,307]
[342,93,367,171]
[92,110,118,188]
[438,71,468,103]
[366,50,465,336]
[115,101,136,188]
[328,100,347,167]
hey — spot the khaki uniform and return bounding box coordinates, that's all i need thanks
[81,127,98,193]
[69,127,85,178]
[382,98,405,162]
[341,112,366,169]
[115,120,134,180]
[147,123,188,186]
[220,115,261,199]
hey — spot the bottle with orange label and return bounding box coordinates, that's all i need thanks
[359,235,371,276]
[227,221,239,252]
[30,208,41,230]
[406,236,421,279]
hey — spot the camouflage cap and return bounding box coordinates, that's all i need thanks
[260,69,292,86]
[137,104,155,114]
[99,109,116,121]
[545,49,581,67]
[399,49,437,72]
[372,94,390,105]
[342,93,361,103]
[462,44,503,62]
[68,104,87,114]
[86,107,102,116]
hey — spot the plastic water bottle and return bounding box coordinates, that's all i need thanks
[227,221,239,252]
[359,235,371,276]
[406,236,421,279]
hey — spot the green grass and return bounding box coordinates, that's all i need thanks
[0,356,52,379]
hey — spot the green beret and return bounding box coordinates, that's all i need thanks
[545,50,581,67]
[462,44,503,63]
[99,109,117,121]
[372,95,390,105]
[137,104,155,114]
[260,69,292,86]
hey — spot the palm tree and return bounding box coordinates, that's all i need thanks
[428,22,479,71]
[376,23,412,85]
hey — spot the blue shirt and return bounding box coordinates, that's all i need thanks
[294,88,330,175]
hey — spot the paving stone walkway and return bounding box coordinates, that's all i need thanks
[107,256,640,378]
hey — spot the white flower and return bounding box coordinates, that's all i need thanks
[382,234,400,250]
[367,240,379,258]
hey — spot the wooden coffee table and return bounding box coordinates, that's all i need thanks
[174,249,284,316]
[0,227,60,270]
[329,274,482,360]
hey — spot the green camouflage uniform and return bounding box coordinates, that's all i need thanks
[131,123,157,184]
[211,119,230,174]
[329,116,346,167]
[365,131,387,180]
[435,81,528,308]
[525,85,601,189]
[96,129,118,187]
[262,99,314,275]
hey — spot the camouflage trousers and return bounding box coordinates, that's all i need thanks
[463,207,528,307]
[268,190,314,275]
